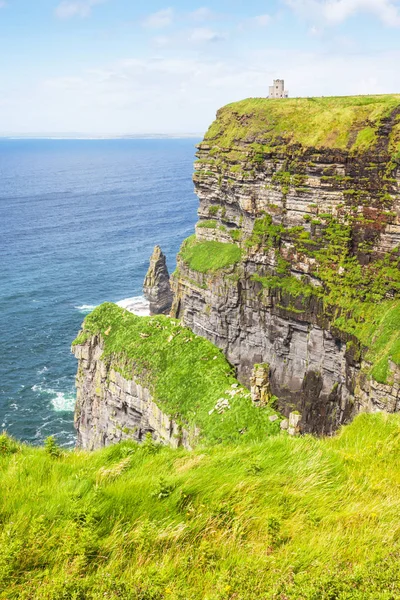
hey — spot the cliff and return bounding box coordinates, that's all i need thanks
[171,95,400,434]
[72,303,279,449]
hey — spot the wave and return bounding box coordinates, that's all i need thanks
[75,297,150,317]
[51,392,76,413]
[31,385,76,413]
[75,304,97,314]
[116,296,150,317]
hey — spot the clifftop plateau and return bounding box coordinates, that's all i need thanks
[204,95,400,152]
[73,303,279,449]
[3,413,400,598]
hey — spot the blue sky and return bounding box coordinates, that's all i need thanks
[1,0,400,134]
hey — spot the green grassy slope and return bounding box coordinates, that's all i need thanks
[178,235,242,273]
[2,413,400,599]
[204,95,400,152]
[73,303,278,444]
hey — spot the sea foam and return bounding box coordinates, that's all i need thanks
[117,295,150,316]
[75,296,150,317]
[51,392,76,413]
[75,304,97,314]
[32,384,76,413]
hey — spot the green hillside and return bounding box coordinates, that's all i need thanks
[1,413,400,599]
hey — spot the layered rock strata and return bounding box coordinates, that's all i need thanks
[73,335,193,450]
[143,245,173,315]
[171,96,400,434]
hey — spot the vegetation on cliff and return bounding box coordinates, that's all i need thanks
[179,235,242,273]
[204,95,400,153]
[2,413,400,599]
[249,213,400,384]
[73,303,277,444]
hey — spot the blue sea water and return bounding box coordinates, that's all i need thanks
[0,138,199,447]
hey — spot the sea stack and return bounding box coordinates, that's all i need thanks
[143,245,173,315]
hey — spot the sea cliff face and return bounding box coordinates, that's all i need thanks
[171,95,400,434]
[73,335,192,450]
[72,303,279,449]
[73,95,400,443]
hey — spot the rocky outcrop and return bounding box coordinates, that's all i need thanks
[171,96,400,434]
[143,245,173,315]
[71,303,277,451]
[250,364,272,406]
[73,335,194,450]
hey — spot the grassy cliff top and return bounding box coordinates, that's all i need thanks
[204,95,400,153]
[73,303,278,444]
[2,413,400,598]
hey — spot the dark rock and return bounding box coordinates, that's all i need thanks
[143,246,173,315]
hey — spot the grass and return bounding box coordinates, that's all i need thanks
[73,303,278,445]
[2,413,400,598]
[197,220,218,229]
[179,235,242,273]
[204,95,400,152]
[334,300,400,384]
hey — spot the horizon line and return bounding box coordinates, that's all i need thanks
[0,133,204,140]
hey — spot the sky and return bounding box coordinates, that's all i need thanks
[0,0,400,135]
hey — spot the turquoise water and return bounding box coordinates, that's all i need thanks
[0,138,199,446]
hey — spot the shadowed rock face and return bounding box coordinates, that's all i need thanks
[143,246,173,315]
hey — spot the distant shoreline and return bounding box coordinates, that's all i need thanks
[0,133,204,140]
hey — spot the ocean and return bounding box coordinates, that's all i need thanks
[0,138,199,447]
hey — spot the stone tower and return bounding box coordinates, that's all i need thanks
[269,79,288,99]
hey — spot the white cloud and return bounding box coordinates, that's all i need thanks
[55,0,107,19]
[2,45,400,135]
[286,0,400,27]
[188,7,214,21]
[142,8,174,29]
[152,35,171,47]
[239,13,272,29]
[188,27,224,43]
[250,14,272,26]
